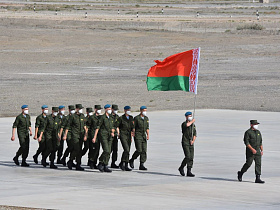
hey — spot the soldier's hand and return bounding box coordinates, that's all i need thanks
[252,149,257,154]
[38,137,42,142]
[147,135,149,140]
[83,136,87,141]
[11,136,15,141]
[261,151,263,156]
[63,136,67,141]
[33,136,37,140]
[92,137,96,143]
[111,132,114,137]
[29,131,32,136]
[190,140,194,145]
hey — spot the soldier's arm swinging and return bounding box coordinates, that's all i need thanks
[29,126,32,136]
[247,144,257,154]
[146,129,149,140]
[260,145,263,156]
[34,127,39,140]
[92,129,99,143]
[83,126,88,141]
[38,131,44,142]
[11,127,16,141]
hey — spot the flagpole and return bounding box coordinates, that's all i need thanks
[191,93,197,142]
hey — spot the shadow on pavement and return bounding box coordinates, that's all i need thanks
[199,176,253,183]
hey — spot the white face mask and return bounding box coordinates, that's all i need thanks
[89,112,93,116]
[253,124,259,130]
[188,116,193,121]
[142,111,147,116]
[113,110,118,114]
[53,112,58,116]
[60,110,65,115]
[107,109,112,115]
[126,111,131,115]
[70,110,75,114]
[97,110,102,114]
[43,110,48,114]
[78,109,83,114]
[23,110,28,115]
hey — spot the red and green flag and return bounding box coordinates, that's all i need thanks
[147,48,200,94]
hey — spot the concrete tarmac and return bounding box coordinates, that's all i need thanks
[0,109,279,209]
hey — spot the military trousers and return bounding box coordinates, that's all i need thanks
[89,135,100,165]
[43,134,58,163]
[16,134,30,161]
[62,134,72,160]
[111,135,118,163]
[82,139,89,157]
[34,136,46,157]
[57,139,64,159]
[69,134,84,165]
[131,136,147,163]
[99,133,113,166]
[241,149,262,175]
[180,142,194,169]
[120,133,132,163]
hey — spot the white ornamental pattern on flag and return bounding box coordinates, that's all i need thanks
[189,48,200,94]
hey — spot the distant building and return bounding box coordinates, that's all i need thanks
[259,0,269,3]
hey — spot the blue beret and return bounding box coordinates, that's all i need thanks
[21,105,28,109]
[104,104,111,109]
[41,105,48,109]
[59,105,65,109]
[185,111,192,116]
[140,106,147,110]
[124,106,131,110]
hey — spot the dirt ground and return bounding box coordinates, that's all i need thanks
[0,0,280,117]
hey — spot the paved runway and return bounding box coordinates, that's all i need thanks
[0,109,279,209]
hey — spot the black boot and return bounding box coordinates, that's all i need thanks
[89,161,94,169]
[111,162,119,169]
[237,171,243,182]
[139,163,147,171]
[33,155,38,164]
[13,156,19,166]
[255,175,265,184]
[67,160,73,170]
[57,158,62,164]
[125,162,132,171]
[129,159,134,169]
[76,164,84,171]
[98,162,104,172]
[50,162,58,169]
[104,165,112,173]
[119,161,125,171]
[41,158,47,167]
[187,168,195,177]
[21,160,29,167]
[61,157,66,166]
[178,166,185,176]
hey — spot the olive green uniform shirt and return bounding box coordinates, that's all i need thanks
[66,113,86,140]
[244,128,262,154]
[13,113,31,138]
[134,114,149,139]
[86,114,100,138]
[35,113,47,138]
[117,114,134,135]
[44,114,60,140]
[97,114,115,135]
[181,121,197,145]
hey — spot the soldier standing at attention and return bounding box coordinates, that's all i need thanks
[11,105,32,167]
[90,105,102,169]
[40,107,60,169]
[33,105,48,164]
[117,106,134,171]
[57,105,65,164]
[129,106,149,171]
[111,104,120,168]
[63,104,87,171]
[93,104,115,173]
[60,105,75,166]
[178,111,196,177]
[238,120,265,184]
[82,107,93,163]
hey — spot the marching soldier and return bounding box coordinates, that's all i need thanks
[111,104,119,168]
[238,120,265,184]
[117,106,134,171]
[86,106,100,169]
[11,105,32,167]
[93,104,115,173]
[178,111,196,177]
[33,105,48,164]
[57,105,65,164]
[63,104,87,171]
[82,107,93,163]
[129,106,149,171]
[40,107,60,169]
[90,105,102,169]
[59,105,75,166]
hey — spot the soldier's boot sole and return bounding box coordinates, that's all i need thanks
[13,157,19,166]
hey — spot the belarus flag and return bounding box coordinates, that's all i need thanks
[146,48,200,94]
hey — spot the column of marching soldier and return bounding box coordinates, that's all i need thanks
[11,104,149,173]
[11,104,265,183]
